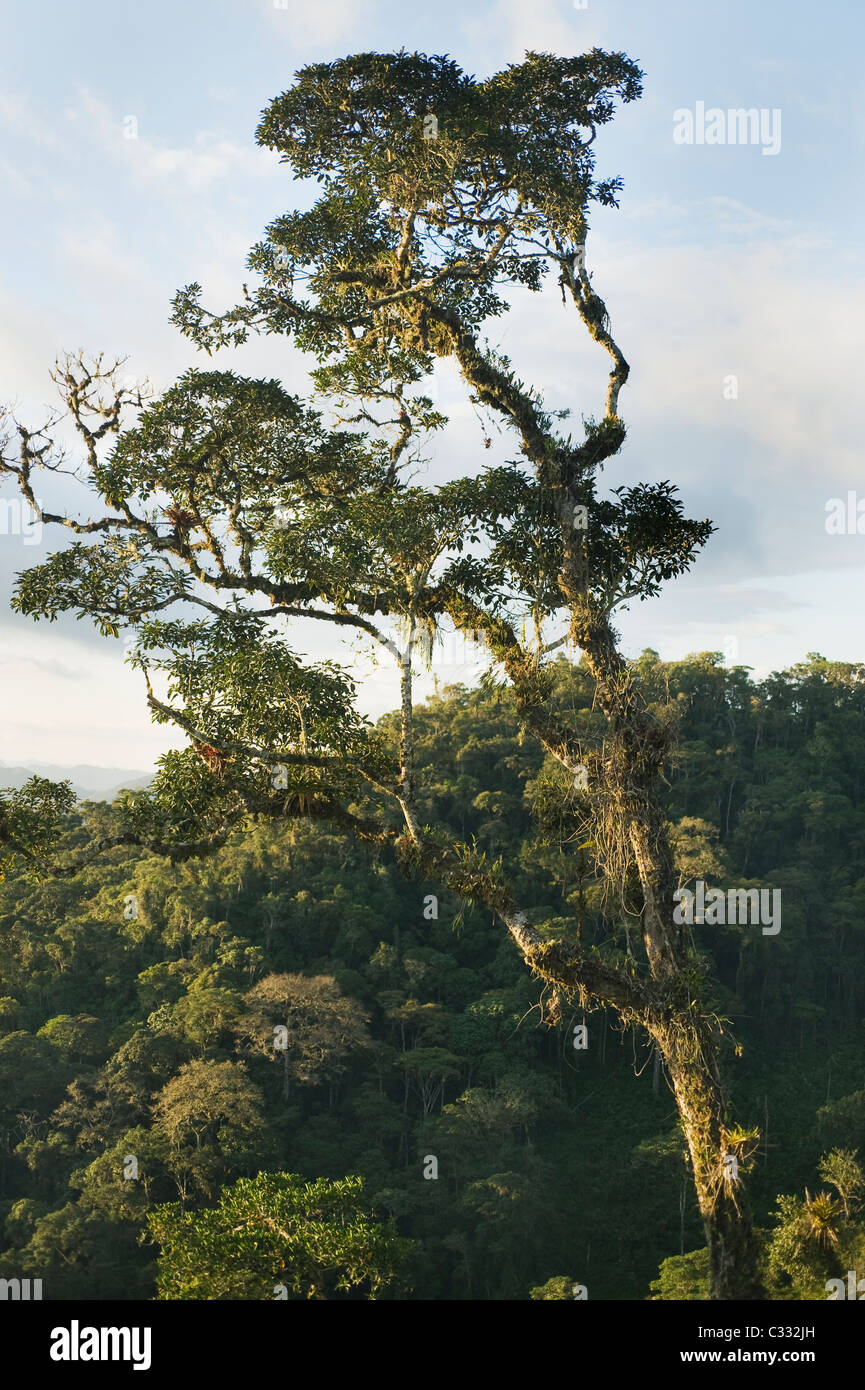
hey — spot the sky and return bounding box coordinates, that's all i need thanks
[1,0,863,770]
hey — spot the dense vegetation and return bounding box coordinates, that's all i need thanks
[1,650,863,1299]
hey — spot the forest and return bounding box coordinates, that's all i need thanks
[1,46,862,1315]
[2,650,864,1300]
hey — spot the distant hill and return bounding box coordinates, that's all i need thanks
[0,761,153,802]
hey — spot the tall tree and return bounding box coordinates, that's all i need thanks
[0,50,761,1296]
[150,1058,269,1202]
[232,972,370,1099]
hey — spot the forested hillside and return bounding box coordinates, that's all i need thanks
[2,650,864,1299]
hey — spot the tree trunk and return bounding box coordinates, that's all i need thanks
[653,1013,762,1299]
[578,612,764,1299]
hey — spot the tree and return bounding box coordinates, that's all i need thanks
[145,1171,412,1299]
[150,1058,269,1202]
[819,1148,864,1222]
[232,972,369,1100]
[0,50,759,1297]
[530,1274,579,1300]
[649,1248,711,1301]
[397,1046,461,1117]
[36,1014,106,1064]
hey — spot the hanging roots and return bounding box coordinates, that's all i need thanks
[541,984,564,1029]
[582,700,679,916]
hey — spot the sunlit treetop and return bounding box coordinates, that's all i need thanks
[173,50,644,389]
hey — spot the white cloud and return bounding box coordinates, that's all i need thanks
[459,0,605,65]
[0,87,60,147]
[491,204,863,493]
[0,631,184,767]
[260,0,377,46]
[66,88,280,192]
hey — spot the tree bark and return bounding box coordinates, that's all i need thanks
[653,1012,762,1299]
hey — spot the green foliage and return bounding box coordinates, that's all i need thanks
[654,1151,865,1301]
[818,1148,865,1219]
[0,777,76,877]
[1,657,865,1296]
[530,1274,576,1299]
[145,1171,411,1299]
[650,1247,710,1301]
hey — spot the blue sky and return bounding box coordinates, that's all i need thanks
[1,0,863,768]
